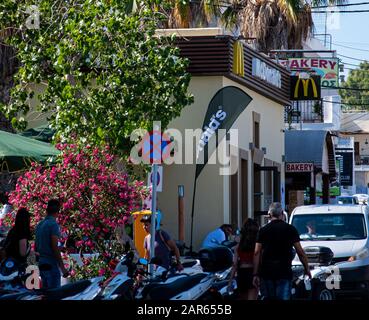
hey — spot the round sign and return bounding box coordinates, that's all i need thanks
[150,171,161,187]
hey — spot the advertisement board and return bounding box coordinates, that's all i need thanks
[280,58,339,87]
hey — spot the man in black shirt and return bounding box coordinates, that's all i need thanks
[253,202,311,300]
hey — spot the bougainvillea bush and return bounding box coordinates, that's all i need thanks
[6,143,147,279]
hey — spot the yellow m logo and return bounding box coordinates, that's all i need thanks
[294,78,318,99]
[233,41,244,77]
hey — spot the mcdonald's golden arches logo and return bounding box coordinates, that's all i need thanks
[233,41,244,77]
[290,75,321,101]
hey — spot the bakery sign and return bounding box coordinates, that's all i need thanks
[286,162,314,173]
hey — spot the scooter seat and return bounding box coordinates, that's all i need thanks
[181,261,198,268]
[146,273,208,300]
[0,291,29,300]
[42,279,92,300]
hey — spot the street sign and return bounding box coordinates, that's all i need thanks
[290,75,321,101]
[148,165,163,192]
[286,162,314,173]
[141,130,172,164]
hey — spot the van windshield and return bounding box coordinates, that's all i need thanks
[291,214,367,241]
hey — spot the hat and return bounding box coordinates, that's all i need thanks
[140,215,151,223]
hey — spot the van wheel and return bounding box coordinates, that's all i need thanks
[312,283,335,300]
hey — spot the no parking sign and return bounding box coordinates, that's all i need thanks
[148,165,163,192]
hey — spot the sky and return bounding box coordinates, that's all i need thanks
[312,0,369,79]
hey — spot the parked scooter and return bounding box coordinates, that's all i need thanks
[0,258,33,297]
[135,246,234,300]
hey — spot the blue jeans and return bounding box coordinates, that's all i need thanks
[260,279,292,300]
[40,264,61,289]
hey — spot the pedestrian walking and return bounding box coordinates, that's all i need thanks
[35,199,69,289]
[252,202,311,300]
[228,218,259,300]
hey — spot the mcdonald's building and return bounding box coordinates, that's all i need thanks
[154,28,291,251]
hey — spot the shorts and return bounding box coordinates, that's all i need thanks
[236,267,254,291]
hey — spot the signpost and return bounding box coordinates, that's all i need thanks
[149,164,158,277]
[149,123,160,277]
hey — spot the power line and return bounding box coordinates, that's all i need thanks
[312,9,369,13]
[334,40,369,47]
[344,66,368,71]
[332,42,369,53]
[323,100,369,106]
[323,86,369,91]
[342,61,361,67]
[312,2,369,8]
[337,54,369,62]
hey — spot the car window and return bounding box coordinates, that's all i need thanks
[337,197,354,204]
[291,213,367,241]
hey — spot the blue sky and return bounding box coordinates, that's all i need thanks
[312,0,369,78]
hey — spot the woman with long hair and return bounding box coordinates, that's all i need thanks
[3,208,31,268]
[229,218,260,300]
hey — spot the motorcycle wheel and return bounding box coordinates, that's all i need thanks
[312,283,335,301]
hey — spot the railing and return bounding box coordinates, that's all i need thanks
[355,156,369,166]
[285,99,324,124]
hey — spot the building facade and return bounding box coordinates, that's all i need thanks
[156,29,290,251]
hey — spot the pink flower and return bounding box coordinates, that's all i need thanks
[76,241,83,247]
[8,143,144,268]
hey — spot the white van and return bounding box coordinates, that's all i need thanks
[290,204,369,300]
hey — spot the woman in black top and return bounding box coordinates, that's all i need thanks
[4,208,31,267]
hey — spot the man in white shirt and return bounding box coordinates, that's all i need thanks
[202,224,233,248]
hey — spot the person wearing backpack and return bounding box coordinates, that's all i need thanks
[141,215,183,272]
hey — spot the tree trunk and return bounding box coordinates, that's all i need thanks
[0,43,16,133]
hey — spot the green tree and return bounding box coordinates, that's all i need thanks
[340,61,369,111]
[0,0,193,154]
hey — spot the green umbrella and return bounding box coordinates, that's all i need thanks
[20,125,55,143]
[0,130,59,172]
